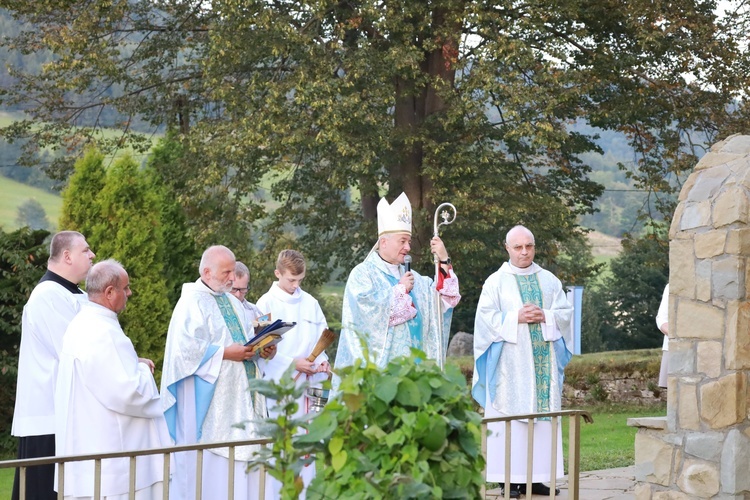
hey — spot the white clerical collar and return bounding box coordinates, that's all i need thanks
[193,278,223,295]
[375,251,403,279]
[85,301,118,319]
[270,281,301,302]
[505,261,542,275]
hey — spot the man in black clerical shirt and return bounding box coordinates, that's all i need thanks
[11,231,95,500]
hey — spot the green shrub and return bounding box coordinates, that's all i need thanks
[307,349,485,499]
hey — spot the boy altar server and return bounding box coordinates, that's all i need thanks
[256,249,330,497]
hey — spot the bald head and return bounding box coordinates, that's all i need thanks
[505,225,534,245]
[86,259,131,313]
[505,225,536,269]
[199,245,236,293]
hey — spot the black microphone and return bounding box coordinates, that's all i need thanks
[404,254,411,273]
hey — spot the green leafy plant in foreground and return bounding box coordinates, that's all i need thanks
[245,365,321,499]
[306,349,485,499]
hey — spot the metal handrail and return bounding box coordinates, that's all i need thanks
[481,409,594,499]
[1,437,273,500]
[4,410,593,500]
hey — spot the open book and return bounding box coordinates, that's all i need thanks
[244,319,296,351]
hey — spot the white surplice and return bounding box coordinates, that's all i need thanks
[472,262,573,483]
[54,302,167,498]
[161,279,267,500]
[256,282,328,498]
[13,280,87,437]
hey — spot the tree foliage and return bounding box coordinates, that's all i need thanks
[0,227,49,455]
[15,198,50,230]
[60,150,177,368]
[1,0,748,334]
[584,226,669,352]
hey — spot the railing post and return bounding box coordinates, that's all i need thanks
[480,421,487,498]
[549,416,559,498]
[162,452,170,500]
[195,449,203,500]
[57,462,64,500]
[228,446,235,500]
[94,458,102,500]
[129,455,137,500]
[526,418,534,497]
[504,420,511,500]
[568,413,582,498]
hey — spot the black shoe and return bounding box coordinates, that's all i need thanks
[501,483,522,498]
[518,482,561,496]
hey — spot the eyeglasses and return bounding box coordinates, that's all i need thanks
[509,244,535,252]
[231,287,249,294]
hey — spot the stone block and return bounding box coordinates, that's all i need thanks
[694,230,726,258]
[694,152,741,171]
[721,134,750,154]
[696,260,712,302]
[721,429,750,493]
[713,187,750,228]
[678,383,700,431]
[696,341,722,378]
[678,172,698,201]
[685,431,724,462]
[668,340,695,375]
[680,200,712,230]
[686,165,731,201]
[667,376,678,432]
[675,300,724,340]
[725,301,750,370]
[670,203,685,239]
[676,458,720,497]
[700,373,746,429]
[725,228,750,255]
[712,256,745,301]
[447,331,473,357]
[652,492,692,500]
[635,432,675,486]
[670,239,696,299]
[634,483,652,500]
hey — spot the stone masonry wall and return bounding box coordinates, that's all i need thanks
[632,134,750,499]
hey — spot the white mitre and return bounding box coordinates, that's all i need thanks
[377,192,412,236]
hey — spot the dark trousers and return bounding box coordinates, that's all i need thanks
[11,434,57,500]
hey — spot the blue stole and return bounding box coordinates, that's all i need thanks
[383,272,424,350]
[514,273,551,417]
[213,294,256,382]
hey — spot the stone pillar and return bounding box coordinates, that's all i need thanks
[631,134,750,499]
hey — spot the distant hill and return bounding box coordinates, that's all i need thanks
[587,230,622,258]
[0,177,61,230]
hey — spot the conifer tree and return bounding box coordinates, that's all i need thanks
[94,155,172,367]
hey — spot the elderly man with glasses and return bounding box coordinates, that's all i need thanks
[230,261,264,320]
[472,225,573,498]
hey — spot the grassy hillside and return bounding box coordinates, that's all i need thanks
[0,177,62,230]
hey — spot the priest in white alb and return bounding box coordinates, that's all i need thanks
[334,192,460,372]
[472,225,573,498]
[12,231,95,500]
[55,259,167,499]
[161,245,276,500]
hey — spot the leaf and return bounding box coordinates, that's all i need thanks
[362,424,387,440]
[332,450,347,472]
[395,378,422,407]
[328,436,343,455]
[373,375,398,403]
[297,410,337,443]
[418,416,447,452]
